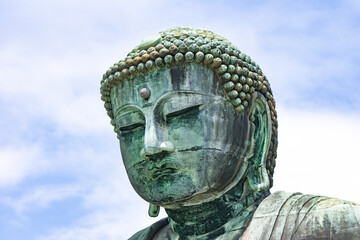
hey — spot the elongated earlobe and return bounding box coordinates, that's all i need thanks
[246,93,271,192]
[148,203,160,217]
[247,162,270,192]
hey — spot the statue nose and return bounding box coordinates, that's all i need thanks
[141,113,175,159]
[140,141,175,159]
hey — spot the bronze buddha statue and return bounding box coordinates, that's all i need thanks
[100,27,360,239]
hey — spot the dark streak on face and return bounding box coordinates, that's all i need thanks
[171,66,185,90]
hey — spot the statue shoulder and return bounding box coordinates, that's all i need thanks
[128,218,168,240]
[294,195,360,239]
[246,191,360,240]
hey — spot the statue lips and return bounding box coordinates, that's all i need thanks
[152,167,177,179]
[150,157,181,180]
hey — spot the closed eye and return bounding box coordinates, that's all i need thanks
[120,123,144,132]
[166,104,201,120]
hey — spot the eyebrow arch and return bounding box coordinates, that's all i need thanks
[115,105,143,118]
[154,90,212,107]
[155,90,225,110]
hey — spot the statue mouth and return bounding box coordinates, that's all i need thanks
[149,156,181,179]
[152,167,178,179]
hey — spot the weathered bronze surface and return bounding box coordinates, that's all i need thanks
[101,27,360,239]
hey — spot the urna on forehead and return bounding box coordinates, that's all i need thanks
[100,26,278,186]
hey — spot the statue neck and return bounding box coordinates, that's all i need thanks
[165,179,270,239]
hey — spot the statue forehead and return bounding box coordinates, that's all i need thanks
[110,64,224,113]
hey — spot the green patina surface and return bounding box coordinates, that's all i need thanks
[101,27,360,240]
[111,64,262,206]
[101,27,278,190]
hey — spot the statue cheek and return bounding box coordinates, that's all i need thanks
[200,102,247,151]
[126,167,153,201]
[119,131,145,166]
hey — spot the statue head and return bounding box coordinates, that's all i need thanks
[100,27,278,209]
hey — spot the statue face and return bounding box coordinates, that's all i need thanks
[111,64,251,206]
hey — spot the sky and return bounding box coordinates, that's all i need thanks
[0,0,359,239]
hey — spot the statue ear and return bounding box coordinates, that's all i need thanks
[148,203,160,217]
[246,92,272,192]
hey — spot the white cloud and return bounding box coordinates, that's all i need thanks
[0,145,44,187]
[0,45,110,136]
[272,108,360,203]
[2,184,82,216]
